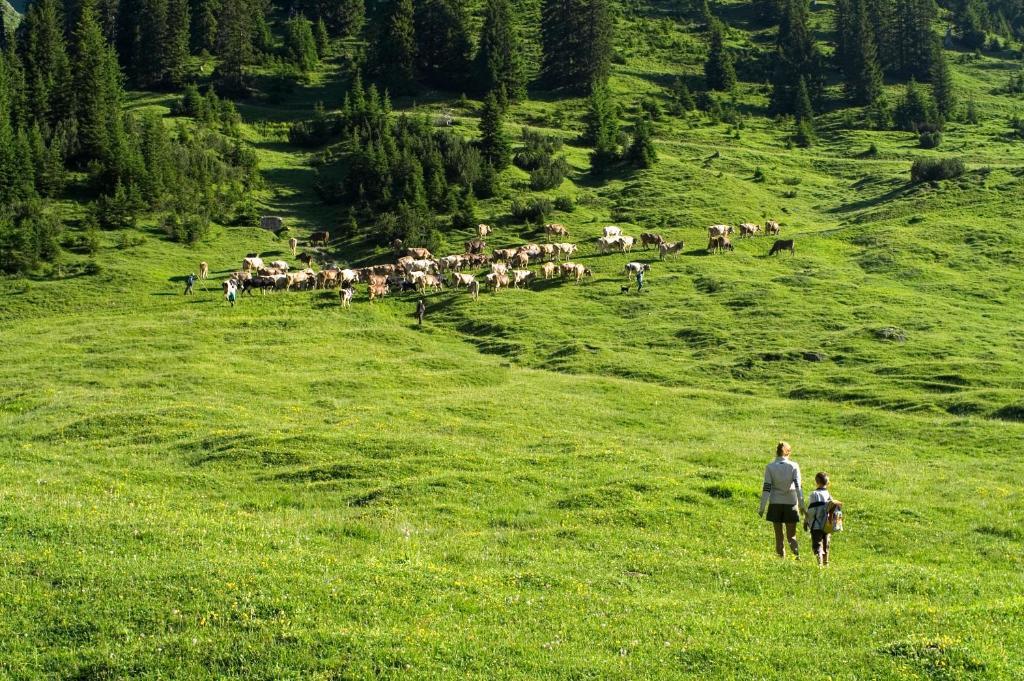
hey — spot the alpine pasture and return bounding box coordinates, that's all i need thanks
[2,0,1024,678]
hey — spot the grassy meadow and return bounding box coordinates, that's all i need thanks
[3,1,1024,678]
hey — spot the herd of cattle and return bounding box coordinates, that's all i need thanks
[207,220,793,306]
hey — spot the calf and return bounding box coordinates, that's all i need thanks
[199,261,209,280]
[554,243,577,261]
[467,279,480,300]
[659,241,684,259]
[540,261,559,279]
[768,239,795,256]
[616,236,636,253]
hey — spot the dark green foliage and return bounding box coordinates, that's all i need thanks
[910,157,965,182]
[794,118,815,147]
[164,0,190,86]
[284,15,319,72]
[930,41,955,120]
[414,0,472,91]
[584,78,618,171]
[541,0,614,93]
[451,186,476,231]
[704,19,735,92]
[71,4,124,178]
[510,196,553,224]
[865,95,892,129]
[314,18,329,55]
[19,0,71,128]
[793,76,814,123]
[475,0,526,103]
[529,155,570,190]
[478,92,510,170]
[214,0,255,93]
[513,128,563,171]
[999,72,1024,95]
[553,196,574,212]
[965,97,979,124]
[668,78,696,115]
[96,180,139,229]
[953,0,987,49]
[894,78,941,132]
[626,116,657,168]
[771,0,823,114]
[371,0,416,93]
[918,130,942,148]
[163,211,211,243]
[193,0,218,53]
[835,0,883,104]
[0,199,62,274]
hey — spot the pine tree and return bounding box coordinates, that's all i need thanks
[893,0,936,80]
[19,0,71,128]
[284,15,319,72]
[894,77,940,131]
[215,0,253,92]
[73,2,122,168]
[475,0,526,103]
[541,0,614,93]
[840,0,883,105]
[0,53,15,199]
[314,17,329,55]
[138,0,169,86]
[372,0,416,93]
[414,0,472,90]
[478,91,510,170]
[585,78,618,171]
[770,0,822,114]
[930,39,955,120]
[954,0,987,49]
[451,185,477,230]
[334,0,365,38]
[704,19,736,92]
[965,96,978,124]
[626,116,657,168]
[670,78,696,112]
[794,76,814,123]
[164,0,190,86]
[193,0,218,54]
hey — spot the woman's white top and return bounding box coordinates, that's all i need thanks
[758,457,805,515]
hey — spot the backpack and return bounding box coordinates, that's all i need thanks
[823,500,844,534]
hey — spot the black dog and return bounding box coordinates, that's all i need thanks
[621,285,631,294]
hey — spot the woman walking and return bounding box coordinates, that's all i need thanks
[757,441,806,559]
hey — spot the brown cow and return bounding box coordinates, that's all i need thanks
[766,220,781,236]
[369,283,389,302]
[540,261,559,279]
[545,223,569,239]
[198,261,209,280]
[310,231,330,247]
[768,239,795,256]
[465,239,486,254]
[739,223,761,238]
[659,241,684,259]
[707,236,734,254]
[511,251,530,268]
[640,233,665,250]
[406,247,433,260]
[467,279,480,300]
[708,224,733,239]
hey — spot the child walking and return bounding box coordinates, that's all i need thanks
[805,472,833,567]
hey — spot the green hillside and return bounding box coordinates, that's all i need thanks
[2,0,1024,678]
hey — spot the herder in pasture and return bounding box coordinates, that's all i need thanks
[184,273,196,296]
[416,298,427,326]
[635,266,645,293]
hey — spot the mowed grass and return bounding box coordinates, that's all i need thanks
[4,2,1024,678]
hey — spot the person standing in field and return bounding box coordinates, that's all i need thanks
[184,273,196,296]
[805,472,833,567]
[758,441,806,559]
[416,298,426,326]
[635,267,645,293]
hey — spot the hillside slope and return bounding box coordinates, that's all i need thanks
[2,1,1024,678]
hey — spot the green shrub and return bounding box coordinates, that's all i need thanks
[918,131,942,149]
[510,197,553,224]
[910,158,965,183]
[553,196,575,212]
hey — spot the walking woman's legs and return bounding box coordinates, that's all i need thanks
[773,522,785,557]
[785,522,799,558]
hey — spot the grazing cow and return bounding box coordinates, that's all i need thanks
[440,255,464,272]
[465,239,486,254]
[467,280,480,300]
[340,269,360,285]
[541,261,559,279]
[367,273,389,288]
[297,252,315,268]
[568,263,592,284]
[310,231,330,247]
[616,236,636,253]
[511,251,531,268]
[545,223,569,239]
[539,243,557,260]
[560,262,578,278]
[659,241,684,259]
[708,224,733,239]
[289,238,299,257]
[242,257,264,272]
[603,226,622,238]
[624,262,651,278]
[766,220,781,236]
[768,239,795,256]
[287,270,312,290]
[407,259,438,274]
[420,274,444,292]
[739,223,761,238]
[270,260,290,271]
[450,272,476,289]
[243,276,278,295]
[597,236,621,254]
[369,283,389,302]
[511,269,535,289]
[477,224,492,238]
[484,272,509,291]
[316,269,340,289]
[491,262,509,276]
[339,287,354,308]
[707,235,734,254]
[554,243,577,261]
[640,233,665,250]
[258,266,286,277]
[260,216,284,232]
[493,247,518,262]
[407,271,427,288]
[406,247,433,260]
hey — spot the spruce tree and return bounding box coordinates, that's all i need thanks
[541,0,614,93]
[193,0,218,54]
[475,0,526,103]
[0,53,14,199]
[930,39,955,120]
[770,0,822,114]
[626,116,657,168]
[414,0,472,90]
[285,15,319,72]
[138,0,169,86]
[314,17,329,55]
[335,0,365,38]
[215,0,253,92]
[585,78,618,171]
[841,0,883,105]
[19,0,71,128]
[478,91,510,170]
[704,19,736,92]
[372,0,416,93]
[954,0,987,49]
[164,0,190,86]
[73,2,121,168]
[794,76,814,123]
[894,78,939,131]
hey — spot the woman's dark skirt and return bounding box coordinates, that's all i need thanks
[766,503,800,523]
